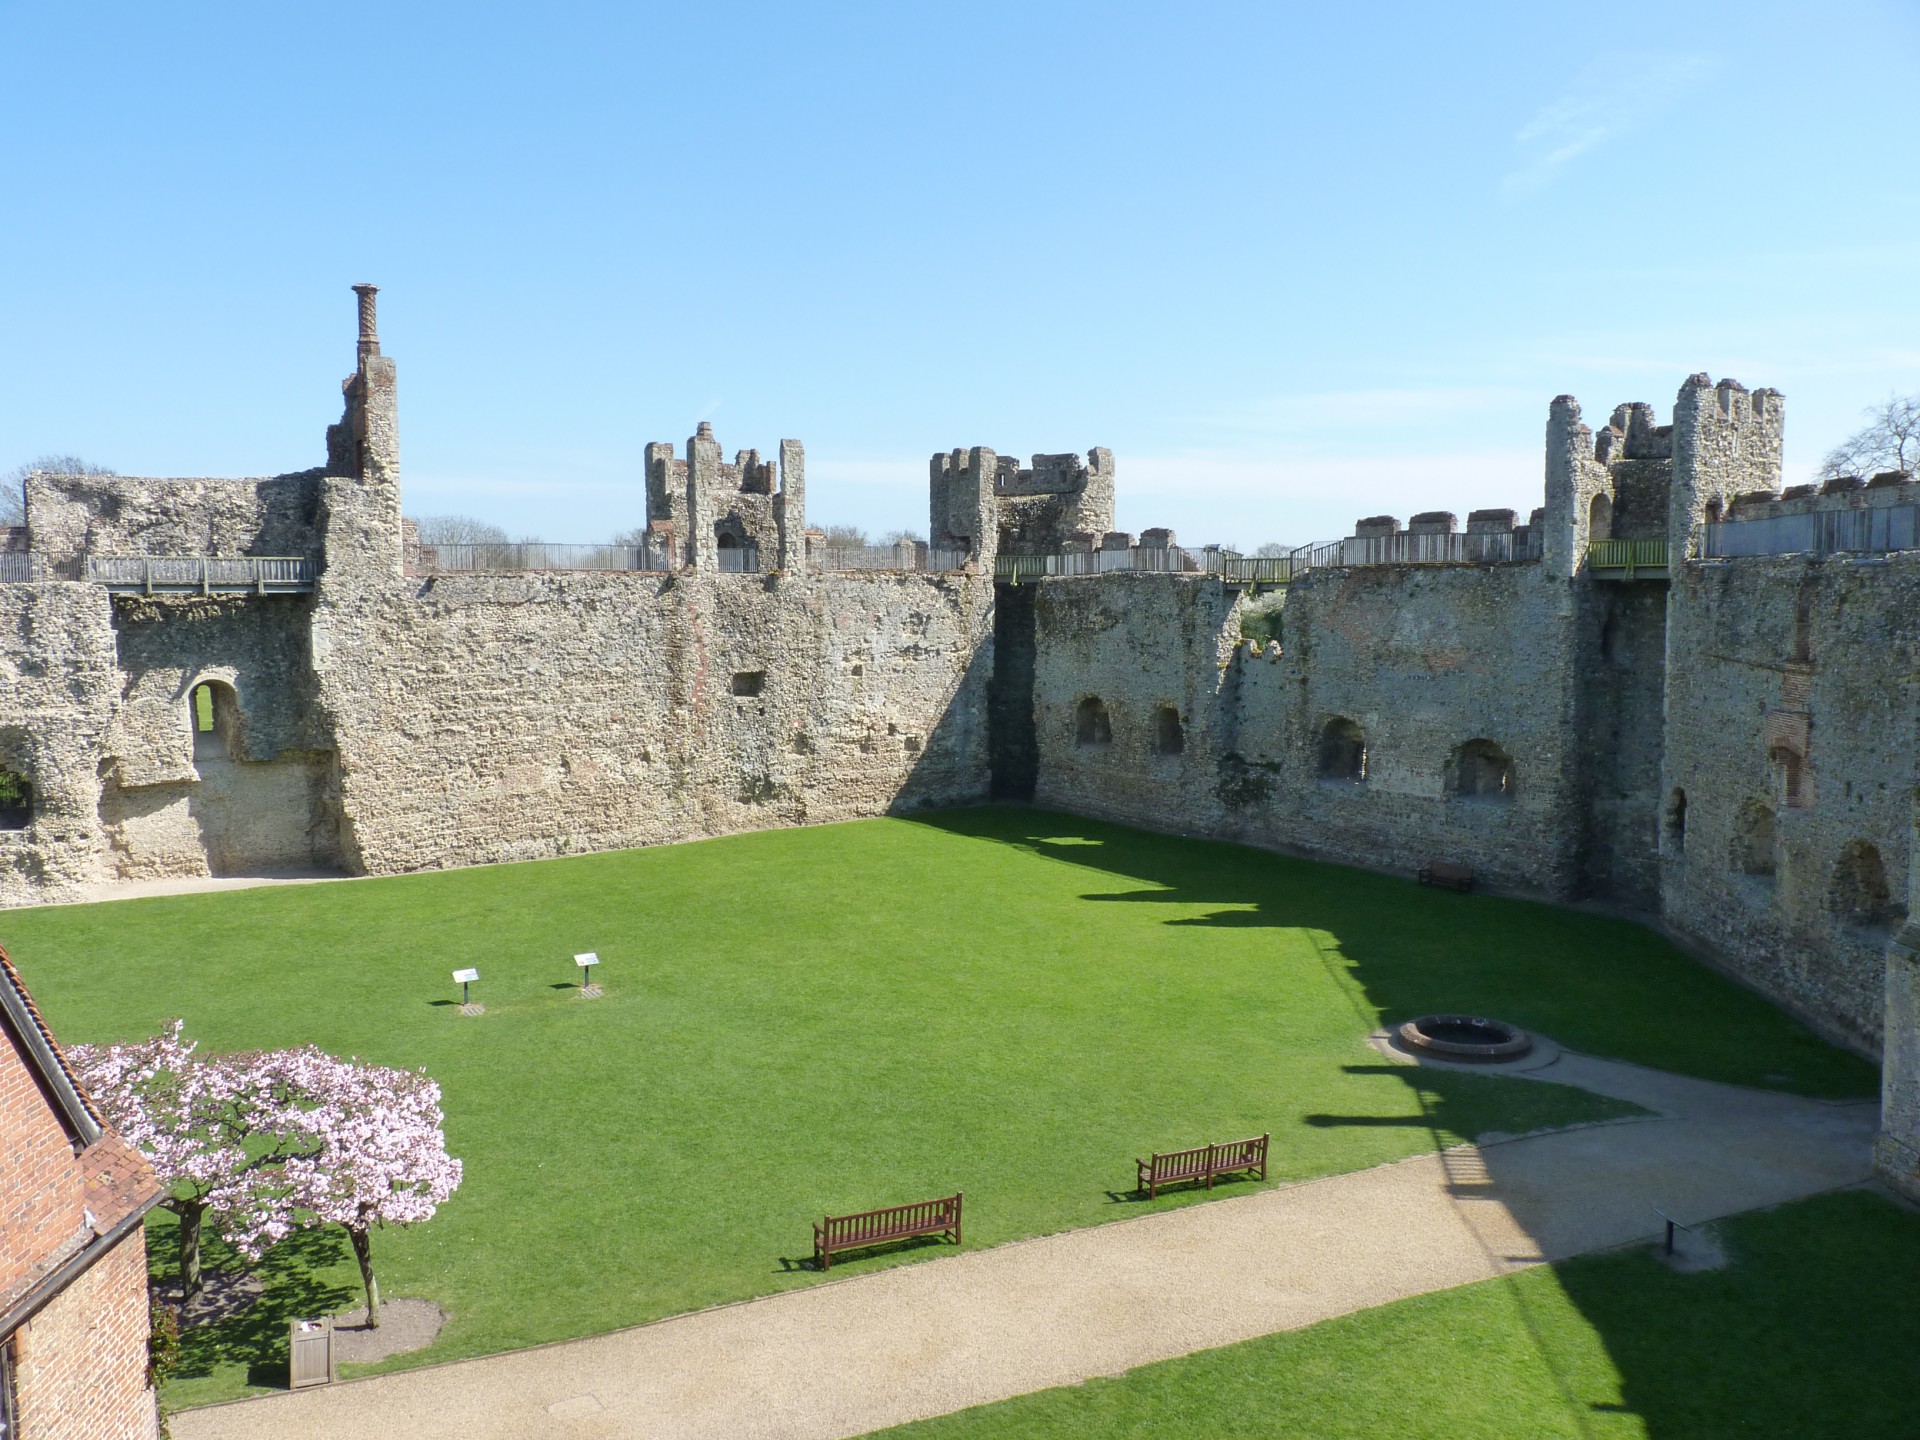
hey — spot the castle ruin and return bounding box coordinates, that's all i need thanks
[2,288,1916,1203]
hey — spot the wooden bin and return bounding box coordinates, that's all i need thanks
[288,1317,334,1388]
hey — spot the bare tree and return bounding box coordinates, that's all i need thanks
[410,514,512,547]
[819,524,869,548]
[880,529,925,546]
[2,455,117,527]
[1819,393,1920,480]
[1252,542,1297,558]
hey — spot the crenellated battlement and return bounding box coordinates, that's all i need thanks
[929,446,1115,563]
[644,422,805,572]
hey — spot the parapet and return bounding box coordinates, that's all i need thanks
[1341,506,1539,567]
[937,446,1116,558]
[993,451,1110,498]
[645,424,805,572]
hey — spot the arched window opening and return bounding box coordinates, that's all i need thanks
[1450,739,1513,800]
[716,526,756,573]
[1317,717,1367,782]
[1829,841,1894,930]
[190,681,240,762]
[0,766,30,831]
[1665,788,1687,853]
[1731,799,1777,878]
[1153,705,1184,756]
[1075,696,1112,748]
[1588,492,1613,544]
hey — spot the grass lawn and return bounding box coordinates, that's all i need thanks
[869,1188,1920,1440]
[0,808,1875,1407]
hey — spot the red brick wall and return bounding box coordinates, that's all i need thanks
[0,1019,88,1306]
[10,1235,158,1440]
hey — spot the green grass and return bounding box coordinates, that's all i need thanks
[1,808,1873,1406]
[870,1189,1920,1439]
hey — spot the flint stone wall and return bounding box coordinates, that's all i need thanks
[24,472,321,565]
[1661,554,1918,1050]
[308,569,995,875]
[0,584,119,906]
[1024,564,1583,898]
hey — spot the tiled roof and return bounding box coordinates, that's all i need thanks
[0,944,104,1135]
[0,943,162,1225]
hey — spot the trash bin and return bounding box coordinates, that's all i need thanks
[289,1317,333,1388]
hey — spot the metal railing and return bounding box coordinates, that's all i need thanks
[0,553,42,583]
[413,542,669,574]
[812,545,974,572]
[994,544,1340,584]
[1704,504,1920,559]
[85,556,315,593]
[1340,530,1541,566]
[717,545,762,574]
[1587,538,1669,578]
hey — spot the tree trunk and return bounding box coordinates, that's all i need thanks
[348,1225,380,1328]
[176,1201,206,1300]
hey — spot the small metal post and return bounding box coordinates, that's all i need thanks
[462,979,470,1007]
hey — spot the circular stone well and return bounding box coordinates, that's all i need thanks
[1398,1014,1532,1063]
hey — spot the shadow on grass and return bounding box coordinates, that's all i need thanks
[907,806,1876,1100]
[777,1233,960,1274]
[159,1226,357,1390]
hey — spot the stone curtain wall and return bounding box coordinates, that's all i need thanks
[1028,574,1240,829]
[1662,555,1919,1050]
[1243,564,1584,895]
[0,585,120,907]
[1022,564,1585,899]
[24,471,321,565]
[1576,581,1669,910]
[307,570,994,875]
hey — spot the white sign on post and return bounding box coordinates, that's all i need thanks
[573,953,600,969]
[452,968,480,984]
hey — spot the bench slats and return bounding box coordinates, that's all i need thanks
[1135,1134,1269,1199]
[813,1192,963,1270]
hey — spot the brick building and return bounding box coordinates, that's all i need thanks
[0,945,162,1439]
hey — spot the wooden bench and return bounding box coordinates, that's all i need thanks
[813,1192,962,1271]
[1136,1134,1269,1199]
[1417,860,1475,892]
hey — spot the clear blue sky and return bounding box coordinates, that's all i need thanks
[5,1,1916,548]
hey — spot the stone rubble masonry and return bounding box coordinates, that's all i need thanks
[0,291,1914,1204]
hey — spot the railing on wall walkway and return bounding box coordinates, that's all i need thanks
[1703,505,1920,559]
[414,542,671,574]
[85,556,315,594]
[1586,538,1669,579]
[995,544,1341,584]
[814,545,973,573]
[993,531,1545,585]
[1340,530,1543,566]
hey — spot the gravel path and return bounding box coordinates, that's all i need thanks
[173,1042,1877,1440]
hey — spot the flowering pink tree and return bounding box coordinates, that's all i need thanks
[72,1026,462,1323]
[275,1052,463,1327]
[69,1023,301,1298]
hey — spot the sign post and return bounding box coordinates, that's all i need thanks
[452,968,480,1013]
[573,952,601,997]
